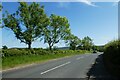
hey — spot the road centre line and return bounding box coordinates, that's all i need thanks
[40,61,71,75]
[76,58,81,60]
[76,57,84,60]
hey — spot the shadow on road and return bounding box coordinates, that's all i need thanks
[86,54,119,80]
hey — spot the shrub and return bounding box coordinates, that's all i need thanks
[2,49,32,57]
[104,40,120,65]
[103,40,120,76]
[2,48,89,57]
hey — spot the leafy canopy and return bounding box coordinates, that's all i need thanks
[65,34,81,50]
[44,14,71,50]
[3,2,49,49]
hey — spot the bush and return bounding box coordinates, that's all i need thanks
[2,48,88,57]
[2,49,29,57]
[104,40,120,65]
[103,40,120,76]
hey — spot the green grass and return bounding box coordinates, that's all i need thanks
[2,50,89,70]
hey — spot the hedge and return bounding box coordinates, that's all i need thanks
[104,40,120,65]
[1,48,89,57]
[103,40,120,76]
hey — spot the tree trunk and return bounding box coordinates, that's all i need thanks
[49,45,52,50]
[28,42,31,49]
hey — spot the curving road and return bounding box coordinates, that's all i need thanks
[2,53,119,79]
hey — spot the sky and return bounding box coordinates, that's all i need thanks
[1,2,118,48]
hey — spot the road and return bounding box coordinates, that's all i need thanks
[2,53,119,79]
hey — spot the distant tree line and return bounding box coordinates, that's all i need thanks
[2,2,98,51]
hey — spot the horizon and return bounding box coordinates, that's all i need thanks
[1,2,118,48]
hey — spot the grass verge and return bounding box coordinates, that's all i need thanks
[2,50,89,70]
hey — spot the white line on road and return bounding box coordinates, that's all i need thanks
[76,58,81,60]
[41,61,71,75]
[76,57,84,60]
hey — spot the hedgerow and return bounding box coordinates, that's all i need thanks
[2,48,89,57]
[104,40,120,65]
[103,40,120,76]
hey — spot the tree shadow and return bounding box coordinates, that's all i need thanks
[86,54,120,80]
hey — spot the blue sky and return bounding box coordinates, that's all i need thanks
[1,2,118,48]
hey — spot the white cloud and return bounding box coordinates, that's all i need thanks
[77,0,98,7]
[2,0,120,2]
[91,0,119,2]
[57,0,98,8]
[58,2,70,8]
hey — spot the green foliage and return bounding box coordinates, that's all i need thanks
[43,14,71,50]
[78,36,93,51]
[103,40,120,76]
[2,48,89,57]
[2,2,94,51]
[2,49,46,57]
[3,2,49,49]
[2,49,89,69]
[0,4,2,11]
[53,46,58,50]
[91,45,104,52]
[104,40,120,65]
[2,45,8,49]
[2,49,29,57]
[65,34,81,50]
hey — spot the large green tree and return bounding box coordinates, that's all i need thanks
[3,2,49,49]
[44,14,71,50]
[81,36,93,50]
[0,4,2,11]
[65,34,81,50]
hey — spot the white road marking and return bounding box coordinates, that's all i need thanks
[41,61,71,75]
[81,57,84,58]
[76,58,81,60]
[76,57,84,60]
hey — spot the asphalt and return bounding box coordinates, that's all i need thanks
[2,53,119,79]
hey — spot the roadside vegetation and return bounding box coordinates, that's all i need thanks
[0,3,2,71]
[1,2,102,70]
[2,48,89,69]
[103,40,120,76]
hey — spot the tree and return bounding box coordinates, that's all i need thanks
[69,36,81,50]
[2,45,8,49]
[0,4,2,11]
[65,34,81,50]
[44,14,71,50]
[3,2,49,49]
[81,36,93,50]
[92,45,98,51]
